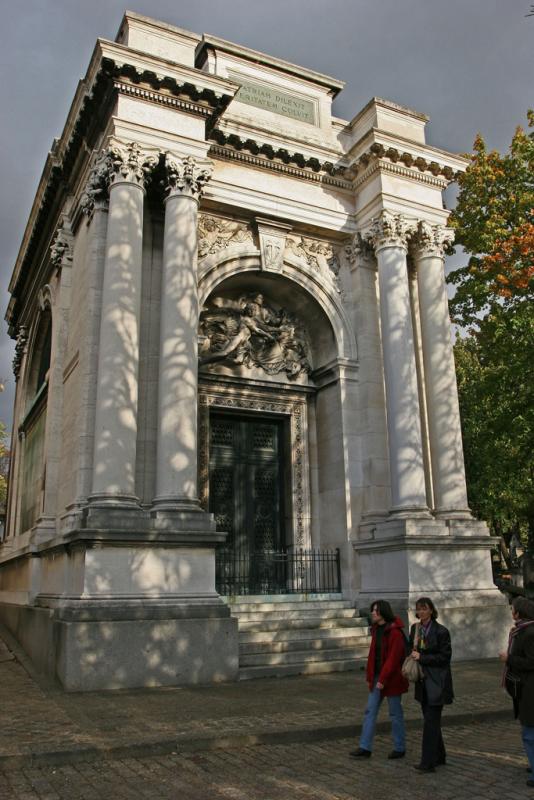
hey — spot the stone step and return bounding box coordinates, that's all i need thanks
[239,634,369,655]
[223,593,345,604]
[229,600,355,614]
[231,608,359,622]
[239,625,370,644]
[239,657,365,681]
[237,616,367,632]
[240,645,368,667]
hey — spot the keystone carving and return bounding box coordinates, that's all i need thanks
[164,154,213,200]
[197,214,253,259]
[199,293,312,380]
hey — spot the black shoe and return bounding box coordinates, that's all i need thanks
[436,759,447,766]
[388,751,406,760]
[526,779,534,787]
[528,767,533,773]
[350,748,372,758]
[414,764,435,773]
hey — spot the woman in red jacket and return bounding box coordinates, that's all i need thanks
[350,599,409,759]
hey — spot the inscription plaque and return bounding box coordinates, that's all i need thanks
[233,78,316,125]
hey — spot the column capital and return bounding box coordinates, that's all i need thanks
[362,210,418,253]
[163,154,213,201]
[80,140,159,217]
[413,221,455,259]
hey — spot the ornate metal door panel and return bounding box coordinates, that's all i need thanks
[209,413,285,593]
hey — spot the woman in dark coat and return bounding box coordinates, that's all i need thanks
[499,596,534,787]
[409,596,453,773]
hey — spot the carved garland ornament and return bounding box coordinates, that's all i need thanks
[50,227,73,271]
[12,326,28,381]
[199,293,312,381]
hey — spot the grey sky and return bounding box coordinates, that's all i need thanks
[0,0,531,431]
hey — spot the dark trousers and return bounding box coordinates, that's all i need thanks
[420,702,446,767]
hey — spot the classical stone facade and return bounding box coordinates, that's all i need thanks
[0,12,509,689]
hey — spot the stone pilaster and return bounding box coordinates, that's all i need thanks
[88,141,158,508]
[363,211,430,517]
[413,221,471,517]
[153,154,213,510]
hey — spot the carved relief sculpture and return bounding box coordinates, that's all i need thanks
[199,293,312,380]
[197,213,253,258]
[285,235,341,291]
[12,326,28,381]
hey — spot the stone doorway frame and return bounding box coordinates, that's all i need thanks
[198,377,313,548]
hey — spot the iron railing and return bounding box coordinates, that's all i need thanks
[216,547,341,596]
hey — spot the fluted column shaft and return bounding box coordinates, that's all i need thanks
[366,212,430,516]
[415,223,470,517]
[154,155,213,508]
[89,142,158,502]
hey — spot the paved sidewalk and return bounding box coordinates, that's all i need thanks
[0,624,513,768]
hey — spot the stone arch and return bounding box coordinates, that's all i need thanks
[198,250,357,363]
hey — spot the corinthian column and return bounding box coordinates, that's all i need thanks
[89,141,158,504]
[365,211,430,516]
[153,155,213,510]
[414,222,471,517]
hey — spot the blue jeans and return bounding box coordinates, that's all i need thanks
[359,681,406,753]
[522,725,534,772]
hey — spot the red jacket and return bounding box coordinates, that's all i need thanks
[366,616,409,696]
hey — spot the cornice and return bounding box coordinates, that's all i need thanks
[6,46,239,331]
[349,142,459,184]
[208,142,352,190]
[352,158,449,191]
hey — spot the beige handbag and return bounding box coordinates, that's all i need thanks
[402,623,424,682]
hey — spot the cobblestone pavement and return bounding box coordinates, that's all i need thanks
[0,718,530,800]
[0,623,511,762]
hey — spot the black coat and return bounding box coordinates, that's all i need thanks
[409,621,454,706]
[507,622,534,727]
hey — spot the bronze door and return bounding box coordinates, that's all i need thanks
[209,412,286,593]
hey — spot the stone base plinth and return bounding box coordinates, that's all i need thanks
[353,516,511,659]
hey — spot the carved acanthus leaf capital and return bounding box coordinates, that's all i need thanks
[413,221,455,259]
[164,155,213,200]
[363,210,418,252]
[80,142,159,217]
[12,326,28,381]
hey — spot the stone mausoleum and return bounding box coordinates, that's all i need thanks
[0,12,509,690]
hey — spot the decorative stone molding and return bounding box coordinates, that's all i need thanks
[50,226,73,271]
[163,154,213,201]
[80,141,159,217]
[345,234,375,268]
[412,221,455,259]
[363,210,418,252]
[38,284,55,312]
[198,214,253,259]
[286,235,341,291]
[198,386,309,546]
[199,293,312,381]
[12,326,28,381]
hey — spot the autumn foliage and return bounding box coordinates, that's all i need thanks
[447,113,534,543]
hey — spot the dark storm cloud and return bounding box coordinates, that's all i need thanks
[0,0,531,429]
